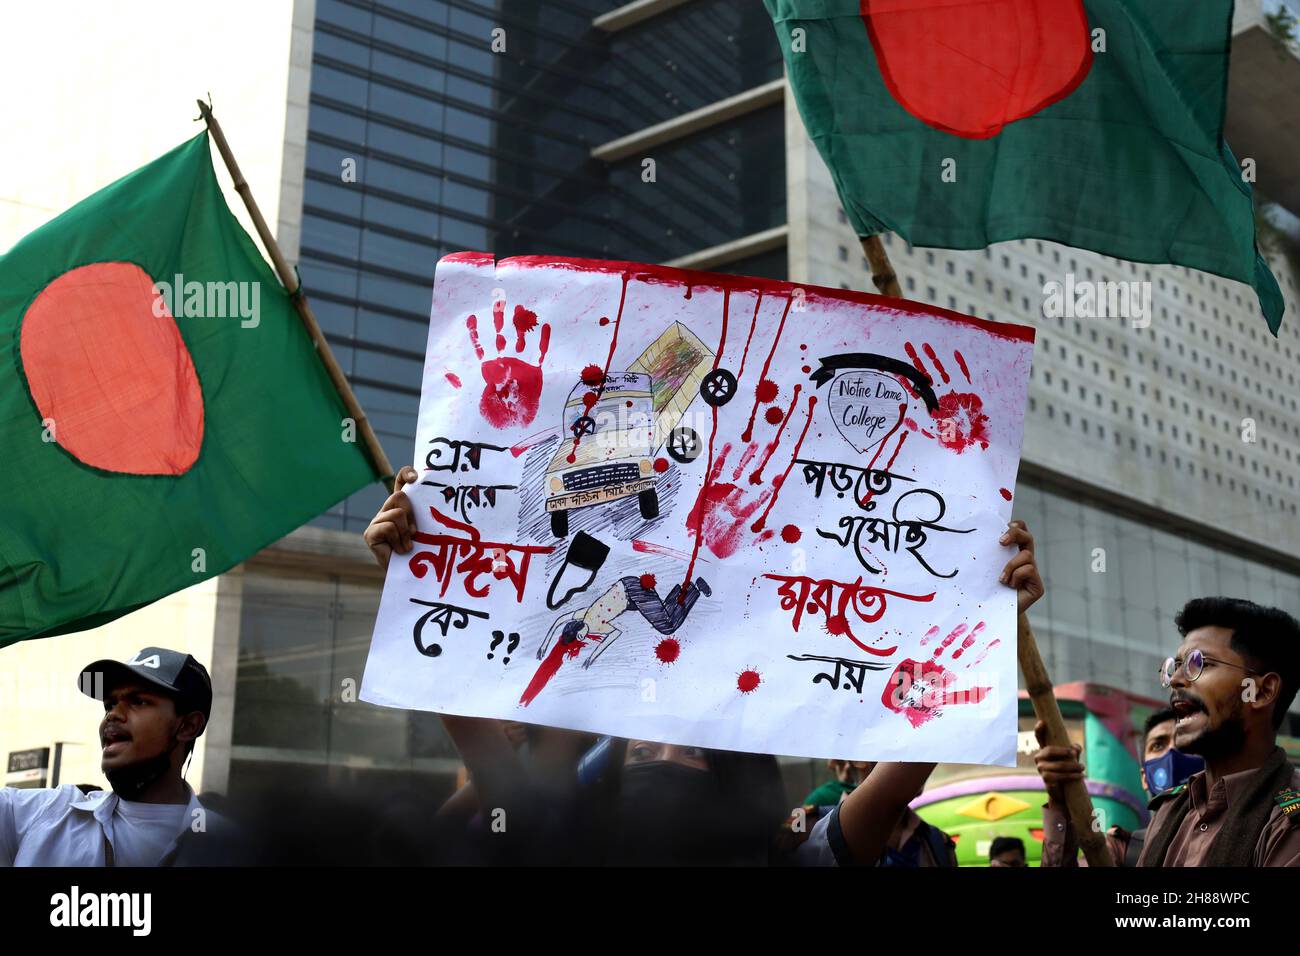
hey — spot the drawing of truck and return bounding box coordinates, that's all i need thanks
[544,321,715,537]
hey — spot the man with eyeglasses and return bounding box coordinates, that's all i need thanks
[1034,597,1299,866]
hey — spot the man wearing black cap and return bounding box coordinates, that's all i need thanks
[0,646,238,866]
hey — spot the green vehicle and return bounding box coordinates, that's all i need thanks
[912,681,1300,866]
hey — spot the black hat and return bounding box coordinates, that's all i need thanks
[78,647,213,720]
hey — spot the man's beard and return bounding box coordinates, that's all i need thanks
[104,751,173,799]
[1177,696,1247,758]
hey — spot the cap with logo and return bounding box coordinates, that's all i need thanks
[78,647,213,720]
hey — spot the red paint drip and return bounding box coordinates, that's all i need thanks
[750,394,817,533]
[999,487,1013,501]
[519,633,586,706]
[736,291,763,381]
[741,292,794,442]
[598,316,609,326]
[781,524,801,543]
[922,343,950,384]
[444,371,462,388]
[639,573,657,590]
[750,383,802,485]
[954,349,972,383]
[855,403,908,508]
[569,273,630,463]
[655,638,680,664]
[737,669,761,694]
[653,458,669,474]
[681,294,732,598]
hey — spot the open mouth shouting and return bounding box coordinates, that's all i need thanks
[100,723,132,759]
[1170,694,1206,736]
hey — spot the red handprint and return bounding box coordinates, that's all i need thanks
[881,622,997,728]
[901,342,990,454]
[466,299,550,430]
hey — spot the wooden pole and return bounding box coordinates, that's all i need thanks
[861,230,1113,866]
[860,234,902,297]
[196,100,395,491]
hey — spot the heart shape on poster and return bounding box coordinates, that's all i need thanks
[827,369,907,455]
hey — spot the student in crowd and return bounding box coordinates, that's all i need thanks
[988,836,1027,867]
[0,648,242,866]
[1035,706,1202,865]
[1035,598,1300,866]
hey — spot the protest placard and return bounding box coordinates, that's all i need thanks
[361,253,1034,763]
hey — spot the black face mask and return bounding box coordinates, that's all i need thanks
[105,726,181,800]
[614,761,754,865]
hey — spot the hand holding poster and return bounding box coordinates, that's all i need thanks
[361,254,1035,764]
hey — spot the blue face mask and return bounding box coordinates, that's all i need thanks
[1144,749,1205,796]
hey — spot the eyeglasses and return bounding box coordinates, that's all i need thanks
[1159,648,1255,688]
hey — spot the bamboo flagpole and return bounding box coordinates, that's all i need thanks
[196,100,395,491]
[858,231,1114,867]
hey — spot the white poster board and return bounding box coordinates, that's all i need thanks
[361,253,1035,764]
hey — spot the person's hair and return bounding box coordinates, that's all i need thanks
[1142,707,1176,743]
[1175,597,1300,728]
[990,836,1025,859]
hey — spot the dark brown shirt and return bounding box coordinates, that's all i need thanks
[1136,766,1300,866]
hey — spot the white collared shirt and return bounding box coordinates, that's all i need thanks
[0,784,211,867]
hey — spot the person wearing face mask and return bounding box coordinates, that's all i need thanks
[1034,706,1203,866]
[1032,597,1300,867]
[598,739,788,866]
[0,647,243,866]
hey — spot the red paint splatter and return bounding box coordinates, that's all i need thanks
[737,669,761,693]
[492,299,506,353]
[655,638,680,664]
[764,406,784,425]
[931,391,991,453]
[519,633,587,706]
[580,364,604,386]
[755,379,779,403]
[751,394,817,533]
[781,524,801,543]
[639,573,657,590]
[741,292,794,442]
[827,614,848,635]
[801,365,811,374]
[653,458,669,473]
[922,343,950,384]
[999,487,1013,501]
[512,305,539,349]
[749,384,802,485]
[799,343,807,351]
[467,304,551,430]
[954,350,972,383]
[598,316,609,326]
[444,371,462,388]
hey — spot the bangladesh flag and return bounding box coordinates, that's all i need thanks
[0,132,381,647]
[765,0,1285,334]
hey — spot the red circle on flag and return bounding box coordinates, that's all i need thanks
[20,261,205,475]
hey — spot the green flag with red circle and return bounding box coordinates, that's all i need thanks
[0,132,380,647]
[765,0,1285,334]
